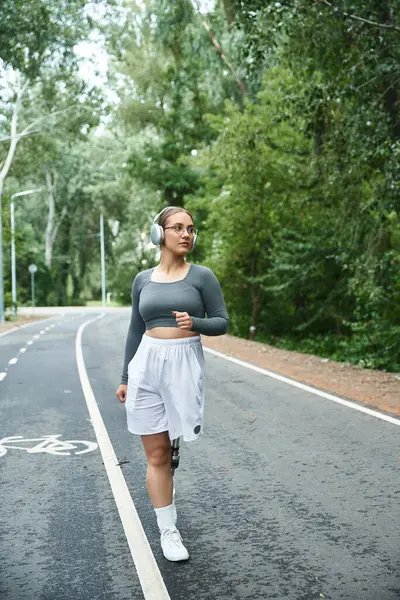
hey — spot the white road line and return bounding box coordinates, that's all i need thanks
[0,316,59,338]
[76,315,171,600]
[203,347,400,427]
[40,330,45,334]
[0,327,18,337]
[20,348,27,353]
[27,341,33,346]
[8,358,18,365]
[33,334,40,340]
[0,372,7,381]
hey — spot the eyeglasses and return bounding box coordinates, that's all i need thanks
[164,224,196,236]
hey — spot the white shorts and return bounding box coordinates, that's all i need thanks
[126,334,205,442]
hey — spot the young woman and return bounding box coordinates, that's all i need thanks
[115,206,229,562]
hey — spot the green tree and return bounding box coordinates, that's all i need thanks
[190,68,312,335]
[110,0,243,208]
[227,0,400,369]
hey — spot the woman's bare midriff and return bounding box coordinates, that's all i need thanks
[145,327,198,339]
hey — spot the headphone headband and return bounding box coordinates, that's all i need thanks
[153,206,179,225]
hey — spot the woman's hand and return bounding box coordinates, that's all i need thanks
[116,384,128,403]
[171,311,193,330]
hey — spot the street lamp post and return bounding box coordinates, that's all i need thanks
[10,200,16,314]
[10,188,41,315]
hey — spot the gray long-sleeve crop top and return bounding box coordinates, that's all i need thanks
[121,263,229,384]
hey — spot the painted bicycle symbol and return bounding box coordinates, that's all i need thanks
[0,435,98,457]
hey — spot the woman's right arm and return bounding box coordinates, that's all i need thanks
[120,274,146,384]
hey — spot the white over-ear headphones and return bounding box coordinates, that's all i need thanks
[150,206,197,251]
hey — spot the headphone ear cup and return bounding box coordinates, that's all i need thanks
[150,223,164,245]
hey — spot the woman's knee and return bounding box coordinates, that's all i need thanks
[142,432,171,468]
[146,444,170,468]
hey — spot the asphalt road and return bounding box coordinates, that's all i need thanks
[0,310,399,600]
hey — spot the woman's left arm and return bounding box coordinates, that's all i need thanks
[190,268,229,336]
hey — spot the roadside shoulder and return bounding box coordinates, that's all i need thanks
[202,334,400,417]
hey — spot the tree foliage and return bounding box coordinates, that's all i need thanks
[1,0,399,370]
[0,0,100,77]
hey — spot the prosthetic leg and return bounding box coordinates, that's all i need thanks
[171,437,180,475]
[171,437,180,524]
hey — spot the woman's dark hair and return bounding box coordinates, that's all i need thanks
[157,206,194,228]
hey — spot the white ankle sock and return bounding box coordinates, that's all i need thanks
[154,504,175,531]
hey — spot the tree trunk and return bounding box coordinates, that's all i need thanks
[0,78,28,204]
[192,0,247,95]
[249,284,263,339]
[58,215,71,305]
[45,169,56,267]
[222,0,234,31]
[71,273,81,300]
[71,247,88,301]
[248,248,263,338]
[45,168,67,268]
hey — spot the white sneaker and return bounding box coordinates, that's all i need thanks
[160,528,189,562]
